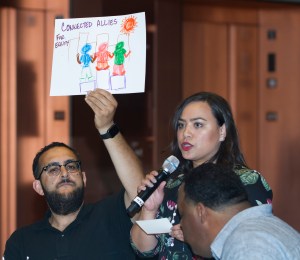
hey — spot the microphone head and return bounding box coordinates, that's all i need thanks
[162,155,180,173]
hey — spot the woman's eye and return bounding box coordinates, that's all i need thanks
[194,122,203,128]
[177,123,184,129]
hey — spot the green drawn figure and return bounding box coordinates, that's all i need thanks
[112,41,131,76]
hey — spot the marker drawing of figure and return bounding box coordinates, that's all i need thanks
[94,43,114,71]
[77,43,96,82]
[112,41,131,76]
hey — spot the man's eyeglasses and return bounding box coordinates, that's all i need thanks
[38,160,81,179]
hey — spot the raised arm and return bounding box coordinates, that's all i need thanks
[85,89,144,208]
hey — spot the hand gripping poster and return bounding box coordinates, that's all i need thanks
[50,12,146,96]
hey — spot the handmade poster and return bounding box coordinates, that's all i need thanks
[50,12,146,96]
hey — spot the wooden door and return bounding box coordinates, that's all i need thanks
[258,8,300,231]
[0,7,17,254]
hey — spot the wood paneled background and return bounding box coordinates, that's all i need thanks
[1,0,300,254]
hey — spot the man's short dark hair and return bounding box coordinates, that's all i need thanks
[32,142,81,180]
[183,163,248,210]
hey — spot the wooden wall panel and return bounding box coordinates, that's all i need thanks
[16,0,70,228]
[229,25,258,168]
[16,9,47,182]
[45,6,69,145]
[153,0,182,167]
[183,21,228,99]
[14,0,64,9]
[184,3,258,25]
[258,9,300,231]
[0,7,17,255]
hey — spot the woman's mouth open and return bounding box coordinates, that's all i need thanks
[181,142,193,151]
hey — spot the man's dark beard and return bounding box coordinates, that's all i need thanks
[41,180,84,215]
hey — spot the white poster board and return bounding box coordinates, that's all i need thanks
[50,12,146,96]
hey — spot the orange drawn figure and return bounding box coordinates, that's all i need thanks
[94,43,114,71]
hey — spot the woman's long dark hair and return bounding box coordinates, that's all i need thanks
[171,92,247,171]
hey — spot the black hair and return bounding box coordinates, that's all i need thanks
[183,163,248,210]
[32,142,81,180]
[171,92,247,171]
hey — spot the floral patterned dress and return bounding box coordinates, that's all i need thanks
[131,165,273,260]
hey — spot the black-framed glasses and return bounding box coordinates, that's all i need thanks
[38,160,81,179]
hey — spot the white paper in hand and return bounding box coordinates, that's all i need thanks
[136,218,173,234]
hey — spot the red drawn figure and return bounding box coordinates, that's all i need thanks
[94,42,113,71]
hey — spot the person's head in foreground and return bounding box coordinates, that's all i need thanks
[178,162,250,258]
[32,142,86,215]
[178,163,300,259]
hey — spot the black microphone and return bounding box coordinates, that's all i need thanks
[126,155,180,218]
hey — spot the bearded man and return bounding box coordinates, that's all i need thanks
[3,89,144,259]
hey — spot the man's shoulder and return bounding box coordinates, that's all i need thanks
[5,217,47,247]
[15,217,46,231]
[221,215,300,259]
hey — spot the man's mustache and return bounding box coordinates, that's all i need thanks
[57,177,75,187]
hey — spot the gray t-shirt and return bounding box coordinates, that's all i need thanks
[211,204,300,260]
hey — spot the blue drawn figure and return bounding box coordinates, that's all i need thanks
[112,41,131,76]
[77,43,96,82]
